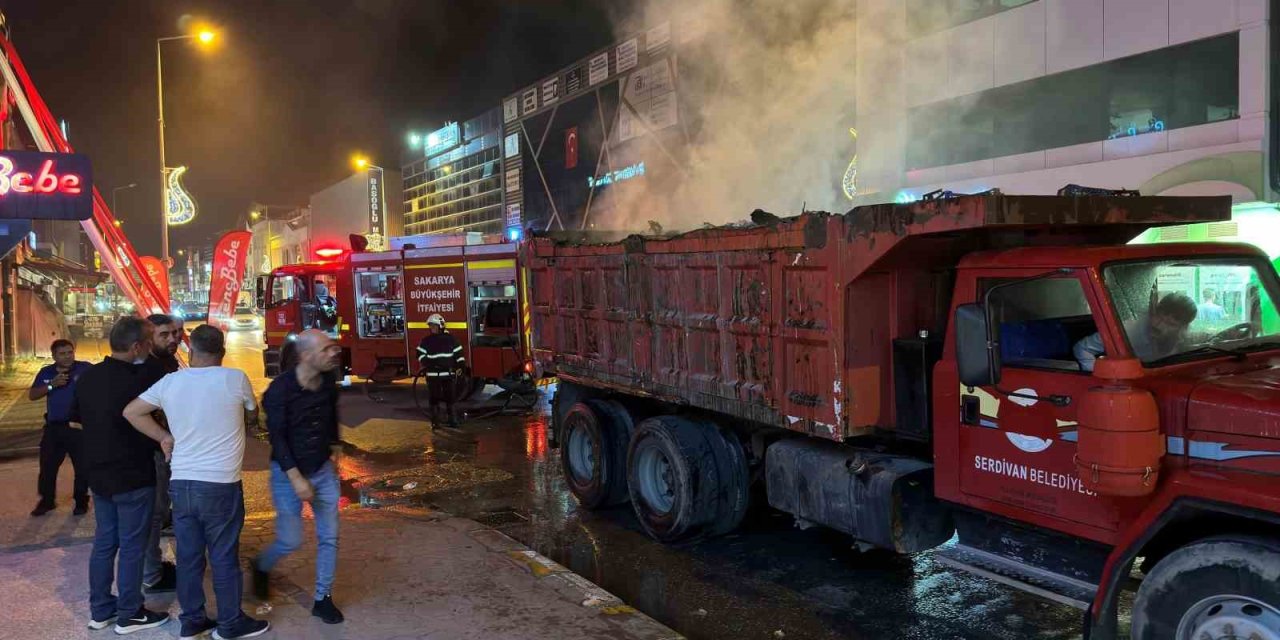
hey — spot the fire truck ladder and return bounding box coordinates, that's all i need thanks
[0,32,168,316]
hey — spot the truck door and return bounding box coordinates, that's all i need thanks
[265,273,301,340]
[956,270,1122,535]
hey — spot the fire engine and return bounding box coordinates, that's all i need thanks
[256,234,530,396]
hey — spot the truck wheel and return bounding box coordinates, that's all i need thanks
[627,416,719,543]
[1132,535,1280,640]
[703,421,750,537]
[561,401,627,510]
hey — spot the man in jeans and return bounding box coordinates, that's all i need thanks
[73,317,170,634]
[253,329,345,624]
[141,313,183,593]
[125,325,269,640]
[29,338,92,516]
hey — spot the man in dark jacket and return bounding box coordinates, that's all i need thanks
[140,313,183,594]
[29,338,93,516]
[253,329,346,625]
[416,314,466,427]
[74,317,170,634]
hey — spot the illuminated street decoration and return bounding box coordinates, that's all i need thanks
[166,165,198,225]
[841,128,858,200]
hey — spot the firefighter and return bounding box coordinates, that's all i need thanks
[417,314,466,427]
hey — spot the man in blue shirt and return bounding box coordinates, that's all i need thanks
[1198,288,1227,324]
[29,338,93,516]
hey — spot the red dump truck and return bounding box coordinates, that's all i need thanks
[522,193,1280,640]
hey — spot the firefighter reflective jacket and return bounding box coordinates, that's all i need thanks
[417,332,465,377]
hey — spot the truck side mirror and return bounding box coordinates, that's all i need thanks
[955,303,1001,387]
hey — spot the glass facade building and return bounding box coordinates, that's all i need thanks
[401,108,505,236]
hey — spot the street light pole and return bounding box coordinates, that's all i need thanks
[156,38,173,269]
[155,29,215,288]
[111,183,138,218]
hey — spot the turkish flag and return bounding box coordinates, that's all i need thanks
[565,127,578,169]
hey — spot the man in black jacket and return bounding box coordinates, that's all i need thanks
[253,329,346,624]
[141,313,183,594]
[74,317,171,634]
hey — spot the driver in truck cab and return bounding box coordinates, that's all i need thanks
[416,314,466,428]
[1073,292,1198,371]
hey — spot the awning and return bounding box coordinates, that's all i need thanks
[17,250,107,289]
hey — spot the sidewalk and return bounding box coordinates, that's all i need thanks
[0,450,681,639]
[0,357,51,454]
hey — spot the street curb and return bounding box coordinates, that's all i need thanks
[380,506,685,640]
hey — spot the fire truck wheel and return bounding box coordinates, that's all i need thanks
[1132,535,1280,640]
[701,421,749,537]
[626,416,719,543]
[561,402,627,510]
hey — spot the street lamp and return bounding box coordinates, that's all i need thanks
[111,183,137,218]
[157,25,218,288]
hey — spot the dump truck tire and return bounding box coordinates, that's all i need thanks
[586,399,634,505]
[560,401,627,510]
[627,416,719,543]
[702,420,750,537]
[1132,535,1280,640]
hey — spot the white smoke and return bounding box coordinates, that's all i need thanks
[597,0,861,232]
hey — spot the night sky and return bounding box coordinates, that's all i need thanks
[1,0,626,255]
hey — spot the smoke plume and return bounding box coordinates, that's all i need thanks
[598,0,860,232]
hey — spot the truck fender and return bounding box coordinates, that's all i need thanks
[1086,494,1280,639]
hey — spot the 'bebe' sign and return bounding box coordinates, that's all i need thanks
[0,151,93,221]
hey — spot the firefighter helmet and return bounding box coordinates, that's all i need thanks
[427,314,445,328]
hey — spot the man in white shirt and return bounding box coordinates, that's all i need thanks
[125,325,270,640]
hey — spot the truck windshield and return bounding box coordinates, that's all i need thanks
[1102,257,1280,366]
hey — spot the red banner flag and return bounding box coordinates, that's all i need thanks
[138,256,169,304]
[207,230,252,329]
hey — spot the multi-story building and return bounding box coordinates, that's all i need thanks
[247,206,311,277]
[501,23,680,234]
[401,108,505,236]
[311,170,403,252]
[854,0,1278,257]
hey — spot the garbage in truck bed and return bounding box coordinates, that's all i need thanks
[530,191,1233,248]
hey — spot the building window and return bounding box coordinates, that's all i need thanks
[908,0,1037,36]
[906,33,1239,170]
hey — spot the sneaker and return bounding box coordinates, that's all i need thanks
[179,617,217,639]
[312,595,344,624]
[74,500,90,516]
[29,501,55,517]
[250,559,270,601]
[144,561,177,593]
[113,608,169,634]
[87,614,115,630]
[212,618,270,640]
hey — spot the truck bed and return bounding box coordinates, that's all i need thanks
[522,193,1230,440]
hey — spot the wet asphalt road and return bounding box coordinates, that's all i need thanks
[220,329,1089,640]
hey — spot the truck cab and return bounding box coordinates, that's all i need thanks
[258,261,346,376]
[938,242,1280,638]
